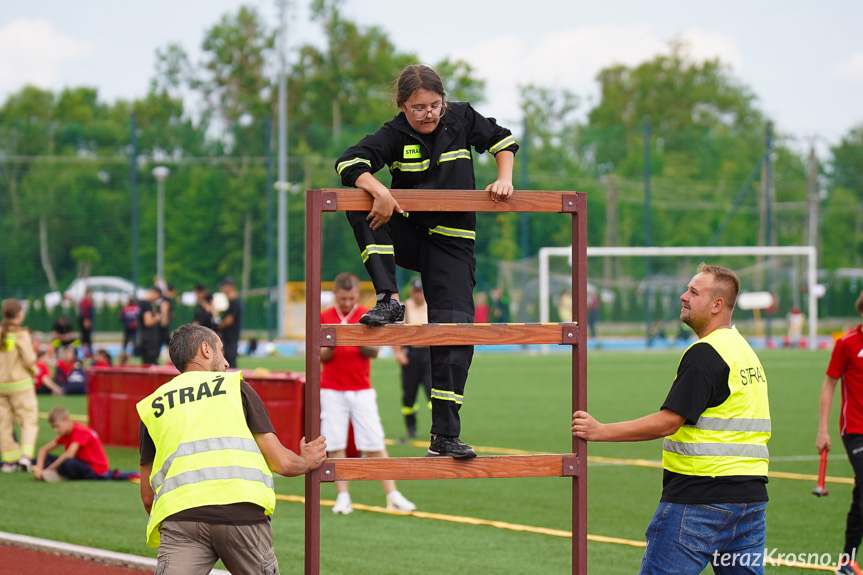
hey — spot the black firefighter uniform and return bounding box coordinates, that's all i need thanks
[335,101,518,437]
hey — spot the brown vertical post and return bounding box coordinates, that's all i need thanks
[304,189,323,575]
[303,189,588,573]
[572,193,588,573]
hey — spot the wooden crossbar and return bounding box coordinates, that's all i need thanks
[321,322,578,347]
[316,188,579,213]
[319,454,580,482]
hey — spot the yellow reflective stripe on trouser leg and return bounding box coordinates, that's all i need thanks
[428,226,476,241]
[2,449,22,463]
[431,388,463,405]
[360,244,395,263]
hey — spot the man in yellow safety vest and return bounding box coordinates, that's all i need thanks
[572,263,770,574]
[138,323,327,574]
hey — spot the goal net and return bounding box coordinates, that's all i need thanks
[496,245,818,345]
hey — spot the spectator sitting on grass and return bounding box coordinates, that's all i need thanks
[91,349,112,367]
[54,347,87,394]
[54,346,77,384]
[34,406,138,482]
[33,350,64,396]
[116,350,131,366]
[50,315,79,348]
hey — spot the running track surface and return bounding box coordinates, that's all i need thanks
[1,544,149,574]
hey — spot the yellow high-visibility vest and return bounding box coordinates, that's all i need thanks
[663,327,770,477]
[137,370,275,548]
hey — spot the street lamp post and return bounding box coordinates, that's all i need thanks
[152,166,170,282]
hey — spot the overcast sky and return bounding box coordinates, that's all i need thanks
[2,0,862,157]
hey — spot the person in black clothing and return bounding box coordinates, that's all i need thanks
[119,297,140,355]
[489,288,510,323]
[50,315,79,349]
[334,64,517,459]
[78,288,94,358]
[159,284,175,349]
[393,279,433,440]
[192,284,216,330]
[217,278,241,368]
[137,286,163,365]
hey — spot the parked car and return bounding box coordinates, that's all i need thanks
[45,276,147,309]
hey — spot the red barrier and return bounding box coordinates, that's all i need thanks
[87,366,306,451]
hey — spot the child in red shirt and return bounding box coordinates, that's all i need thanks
[91,349,112,368]
[54,346,77,382]
[34,406,111,482]
[33,350,64,396]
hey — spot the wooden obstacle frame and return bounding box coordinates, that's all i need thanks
[304,189,588,574]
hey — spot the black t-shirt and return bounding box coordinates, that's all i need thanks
[52,320,72,335]
[139,380,277,524]
[160,297,174,343]
[660,342,768,504]
[137,300,160,346]
[221,298,241,345]
[193,304,216,330]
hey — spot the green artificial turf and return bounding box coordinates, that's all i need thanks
[0,348,843,573]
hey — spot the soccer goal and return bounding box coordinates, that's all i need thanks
[538,245,819,347]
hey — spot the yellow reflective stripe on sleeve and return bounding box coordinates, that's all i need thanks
[337,157,372,175]
[439,149,471,163]
[360,244,395,263]
[428,226,476,241]
[391,159,430,172]
[490,135,516,155]
[430,388,464,405]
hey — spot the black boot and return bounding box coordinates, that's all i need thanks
[360,293,405,326]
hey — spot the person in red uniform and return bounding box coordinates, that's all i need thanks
[34,406,111,482]
[320,272,415,515]
[817,291,863,575]
[335,64,517,459]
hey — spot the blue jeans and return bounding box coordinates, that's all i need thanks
[640,501,767,575]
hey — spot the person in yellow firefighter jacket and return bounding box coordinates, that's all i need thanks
[573,264,770,574]
[0,299,38,472]
[137,324,326,575]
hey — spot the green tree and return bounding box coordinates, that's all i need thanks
[435,58,486,105]
[71,245,101,279]
[196,6,275,140]
[831,123,863,194]
[583,40,765,182]
[290,0,415,156]
[577,40,812,268]
[825,123,863,268]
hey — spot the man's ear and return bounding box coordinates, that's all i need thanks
[201,340,212,359]
[712,297,724,314]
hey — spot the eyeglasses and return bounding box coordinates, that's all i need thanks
[405,102,446,120]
